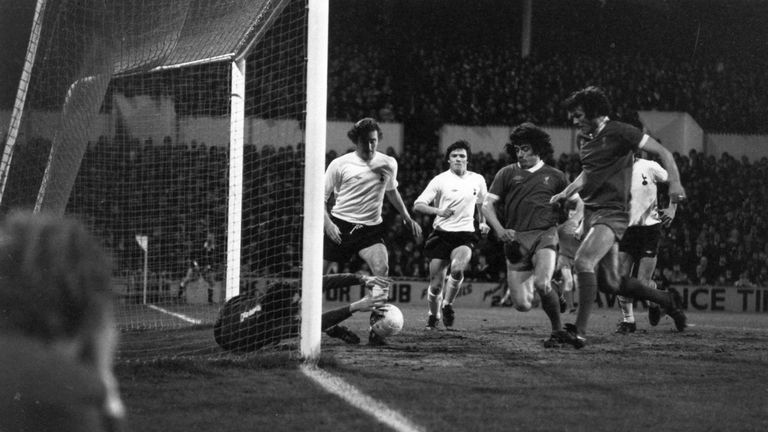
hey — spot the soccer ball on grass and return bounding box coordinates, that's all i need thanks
[370,304,404,337]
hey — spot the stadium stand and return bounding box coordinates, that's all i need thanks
[2,135,758,290]
[3,0,767,293]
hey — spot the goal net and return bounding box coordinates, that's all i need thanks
[0,0,323,361]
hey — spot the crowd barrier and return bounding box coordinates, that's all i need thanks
[320,280,768,314]
[112,276,768,313]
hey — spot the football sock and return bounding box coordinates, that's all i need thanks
[443,275,462,305]
[619,277,670,308]
[617,295,635,323]
[539,288,563,332]
[575,272,597,335]
[427,286,441,317]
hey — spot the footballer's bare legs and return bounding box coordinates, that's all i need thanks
[617,251,636,325]
[561,264,576,311]
[506,266,535,311]
[443,245,472,305]
[636,256,658,289]
[322,259,336,275]
[358,243,389,276]
[427,259,449,320]
[532,248,562,332]
[573,225,616,335]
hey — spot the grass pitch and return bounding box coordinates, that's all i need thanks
[116,305,768,432]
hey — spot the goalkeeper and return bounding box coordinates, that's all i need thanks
[215,273,390,352]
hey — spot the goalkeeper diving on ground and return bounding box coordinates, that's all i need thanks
[214,274,391,352]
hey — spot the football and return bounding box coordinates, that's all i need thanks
[370,304,404,337]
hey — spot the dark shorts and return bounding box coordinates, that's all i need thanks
[504,226,559,272]
[323,216,386,263]
[423,229,477,261]
[583,208,629,241]
[619,224,662,259]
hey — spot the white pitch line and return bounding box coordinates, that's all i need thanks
[688,323,768,333]
[146,304,202,325]
[300,364,426,432]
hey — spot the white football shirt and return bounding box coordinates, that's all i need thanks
[628,158,668,226]
[325,151,398,225]
[415,169,487,232]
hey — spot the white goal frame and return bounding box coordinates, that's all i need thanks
[2,0,327,361]
[300,0,328,361]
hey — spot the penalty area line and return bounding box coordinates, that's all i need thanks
[146,304,202,325]
[300,364,426,432]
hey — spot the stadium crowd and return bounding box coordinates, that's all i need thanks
[5,134,764,293]
[328,44,768,135]
[3,1,767,296]
[326,0,768,134]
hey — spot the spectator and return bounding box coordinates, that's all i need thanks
[0,212,126,432]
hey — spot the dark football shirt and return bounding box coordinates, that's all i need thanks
[488,163,567,231]
[579,120,644,211]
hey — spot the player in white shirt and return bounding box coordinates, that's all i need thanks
[413,140,489,329]
[615,155,677,333]
[323,118,422,345]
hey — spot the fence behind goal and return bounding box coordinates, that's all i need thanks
[0,0,316,360]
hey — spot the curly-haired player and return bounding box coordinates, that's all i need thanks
[482,122,581,348]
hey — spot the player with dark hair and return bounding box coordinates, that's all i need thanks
[214,274,391,351]
[482,122,580,348]
[323,117,422,345]
[0,212,125,432]
[414,140,489,329]
[551,86,687,348]
[615,155,676,333]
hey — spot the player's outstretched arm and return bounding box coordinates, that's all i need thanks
[360,275,393,289]
[386,189,422,239]
[481,194,515,243]
[550,171,585,204]
[349,293,388,313]
[320,277,389,330]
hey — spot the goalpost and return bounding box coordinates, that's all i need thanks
[301,0,328,361]
[1,0,326,361]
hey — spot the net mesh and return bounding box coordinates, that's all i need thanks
[1,0,309,361]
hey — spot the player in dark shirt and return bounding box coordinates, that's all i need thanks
[551,86,687,348]
[483,122,581,348]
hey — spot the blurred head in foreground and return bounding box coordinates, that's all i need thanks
[0,211,125,431]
